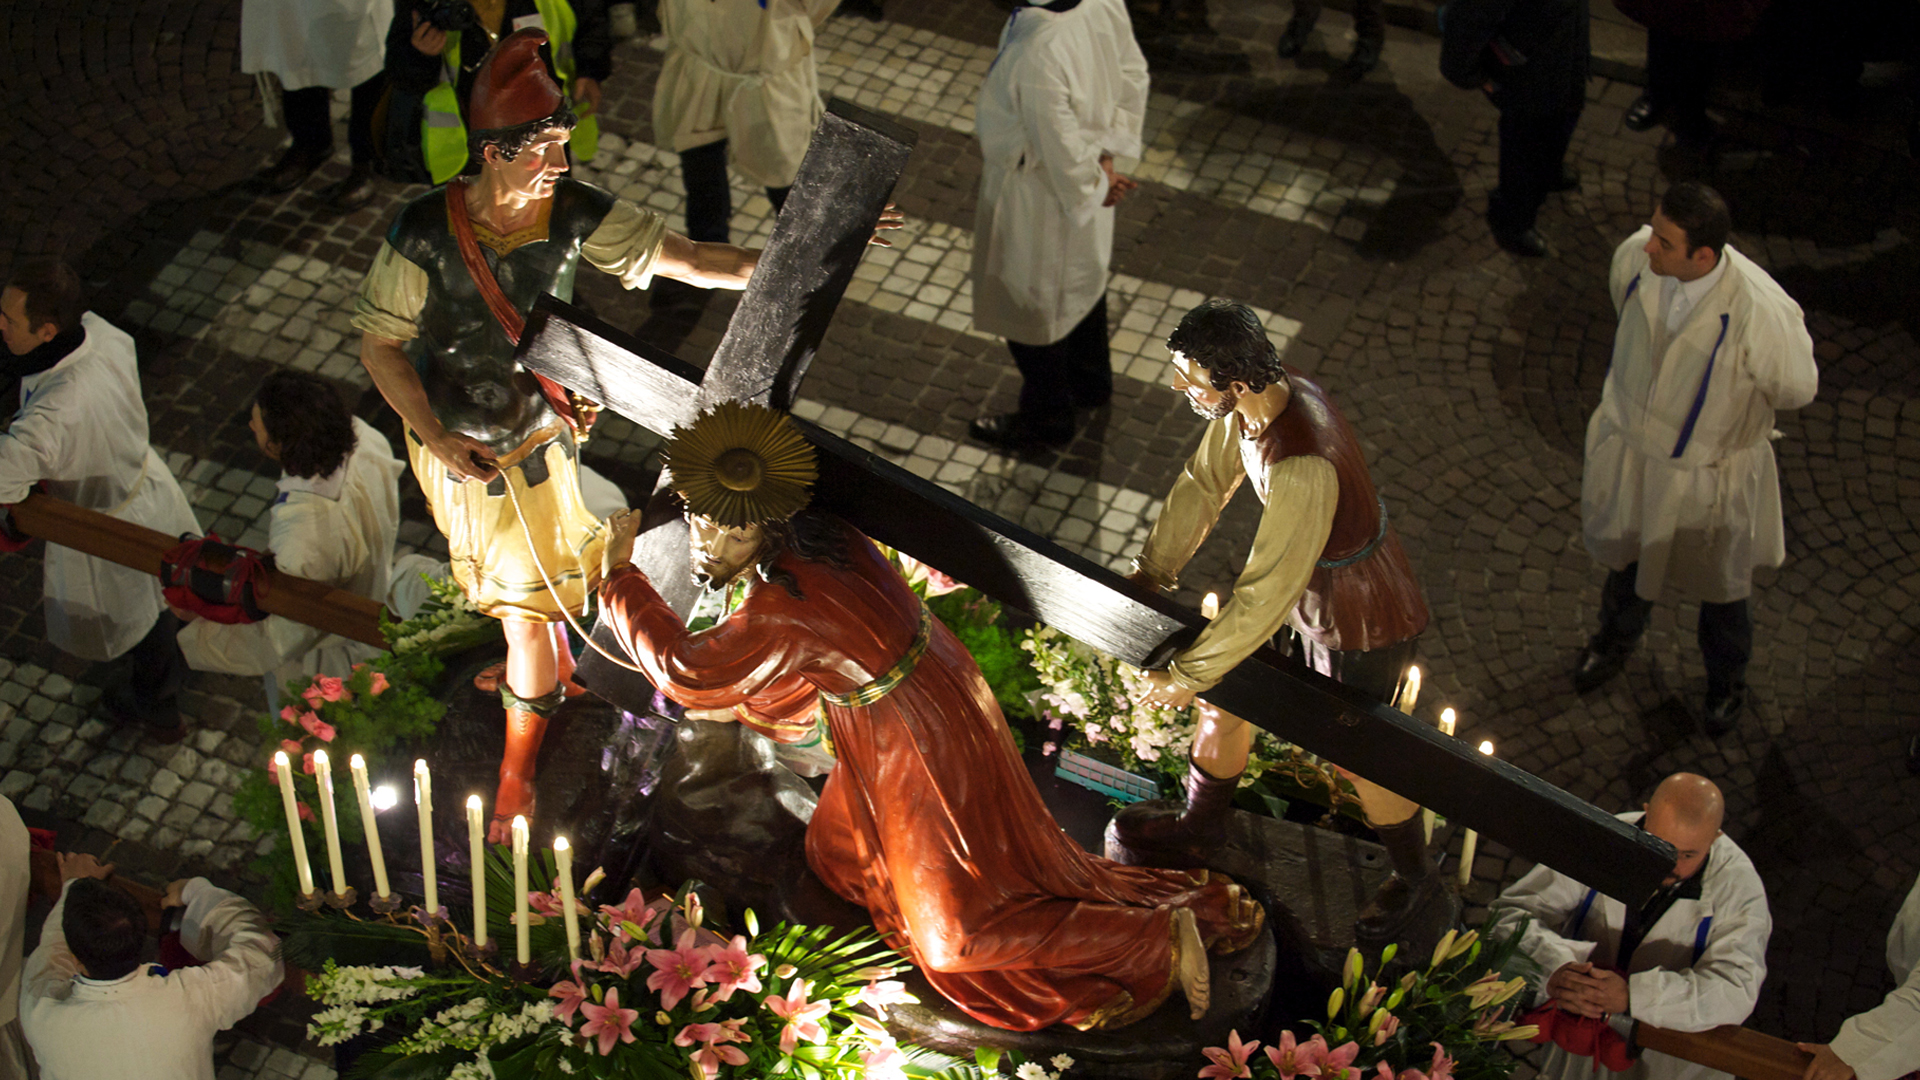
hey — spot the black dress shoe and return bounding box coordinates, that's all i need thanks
[1702,684,1747,737]
[1547,166,1580,193]
[250,146,328,194]
[1623,94,1663,132]
[1345,40,1381,75]
[317,163,378,212]
[968,412,1073,450]
[1274,19,1311,58]
[1493,227,1550,258]
[1571,643,1631,693]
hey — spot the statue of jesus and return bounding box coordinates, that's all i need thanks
[596,402,1265,1032]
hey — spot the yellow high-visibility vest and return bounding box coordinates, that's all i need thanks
[421,0,600,185]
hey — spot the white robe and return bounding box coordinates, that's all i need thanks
[1491,812,1774,1080]
[0,313,202,662]
[1582,227,1819,604]
[22,878,284,1080]
[1831,873,1920,1080]
[0,797,29,1080]
[970,0,1149,346]
[177,417,403,687]
[653,0,838,189]
[241,0,393,91]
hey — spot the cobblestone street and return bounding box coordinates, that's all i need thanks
[1,0,1917,1074]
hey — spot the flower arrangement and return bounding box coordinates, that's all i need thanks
[283,871,970,1080]
[1196,921,1542,1080]
[382,571,503,657]
[232,656,447,908]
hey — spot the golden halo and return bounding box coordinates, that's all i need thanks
[662,401,819,527]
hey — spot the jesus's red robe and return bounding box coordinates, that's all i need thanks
[600,524,1260,1031]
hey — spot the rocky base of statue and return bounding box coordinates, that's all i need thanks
[884,926,1276,1080]
[1353,869,1463,972]
[1108,805,1417,1022]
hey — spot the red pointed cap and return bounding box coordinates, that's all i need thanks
[470,29,566,132]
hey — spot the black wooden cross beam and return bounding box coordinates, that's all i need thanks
[520,100,1676,905]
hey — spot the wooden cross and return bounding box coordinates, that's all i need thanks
[523,99,1677,905]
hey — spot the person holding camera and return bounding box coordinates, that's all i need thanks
[384,0,612,184]
[20,853,283,1080]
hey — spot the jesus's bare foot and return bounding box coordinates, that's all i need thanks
[1174,907,1211,1019]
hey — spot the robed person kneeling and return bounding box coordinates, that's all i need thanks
[595,403,1265,1033]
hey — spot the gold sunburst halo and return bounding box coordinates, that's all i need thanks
[662,401,819,526]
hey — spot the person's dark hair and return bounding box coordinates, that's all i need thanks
[1165,299,1285,393]
[5,259,86,336]
[254,371,357,479]
[62,878,148,981]
[1658,182,1732,261]
[472,107,578,165]
[755,509,856,599]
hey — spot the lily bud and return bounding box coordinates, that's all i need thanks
[1327,986,1345,1020]
[1429,930,1458,970]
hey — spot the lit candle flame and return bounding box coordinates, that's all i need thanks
[1440,708,1457,736]
[1201,592,1220,619]
[1478,740,1494,755]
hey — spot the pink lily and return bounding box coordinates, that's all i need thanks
[1321,1039,1362,1080]
[762,978,830,1055]
[1200,1030,1262,1080]
[645,929,713,1010]
[548,978,588,1024]
[702,935,766,1003]
[1265,1030,1324,1080]
[1374,1063,1396,1080]
[599,937,647,978]
[1426,1043,1456,1080]
[689,1044,748,1078]
[673,1022,723,1047]
[860,1045,908,1080]
[578,986,639,1056]
[1373,1012,1401,1046]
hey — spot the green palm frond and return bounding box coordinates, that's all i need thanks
[275,911,435,971]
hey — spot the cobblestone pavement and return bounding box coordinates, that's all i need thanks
[3,0,1918,1071]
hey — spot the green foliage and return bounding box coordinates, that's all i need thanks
[927,589,1041,723]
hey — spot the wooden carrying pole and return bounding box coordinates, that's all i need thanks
[1636,1023,1816,1080]
[7,492,388,647]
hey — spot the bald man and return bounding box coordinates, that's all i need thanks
[1490,774,1773,1080]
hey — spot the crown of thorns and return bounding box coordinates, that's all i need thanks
[662,402,819,527]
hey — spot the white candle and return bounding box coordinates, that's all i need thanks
[1201,592,1220,619]
[1393,665,1421,713]
[467,795,487,947]
[272,751,315,896]
[1424,707,1460,842]
[512,815,531,965]
[312,750,347,895]
[1458,740,1495,889]
[415,761,437,913]
[349,755,391,899]
[554,836,579,961]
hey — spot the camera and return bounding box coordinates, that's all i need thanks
[418,0,484,36]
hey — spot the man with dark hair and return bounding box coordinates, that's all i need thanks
[176,371,404,697]
[1439,0,1589,257]
[598,402,1264,1032]
[0,260,202,739]
[354,29,854,840]
[968,0,1148,450]
[1112,298,1443,948]
[1574,182,1818,735]
[22,853,283,1080]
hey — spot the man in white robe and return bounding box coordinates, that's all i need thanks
[653,0,838,253]
[1573,182,1818,735]
[0,797,32,1080]
[242,0,393,207]
[1492,773,1773,1080]
[177,371,403,702]
[1797,872,1920,1080]
[968,0,1148,450]
[21,853,283,1080]
[0,261,202,738]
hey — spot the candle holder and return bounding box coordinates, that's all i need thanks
[508,959,543,983]
[369,892,404,916]
[325,886,359,911]
[459,934,499,968]
[294,889,326,913]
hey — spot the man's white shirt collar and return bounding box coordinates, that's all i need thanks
[1658,252,1730,334]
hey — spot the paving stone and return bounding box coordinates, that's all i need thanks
[150,769,185,799]
[178,781,217,810]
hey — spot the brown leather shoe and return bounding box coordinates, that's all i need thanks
[1105,758,1241,868]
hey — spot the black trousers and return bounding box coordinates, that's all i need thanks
[1487,107,1582,235]
[282,72,386,165]
[1290,0,1386,45]
[1594,563,1752,692]
[680,138,792,245]
[1645,30,1721,141]
[1006,299,1112,428]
